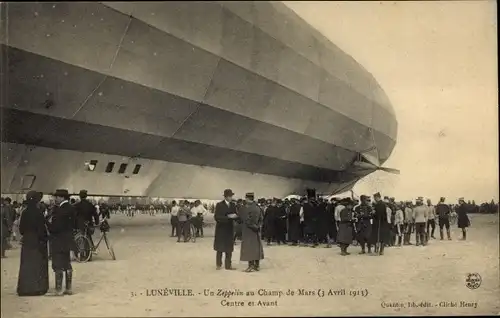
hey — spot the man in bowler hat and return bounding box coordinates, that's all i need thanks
[47,189,76,295]
[213,189,238,270]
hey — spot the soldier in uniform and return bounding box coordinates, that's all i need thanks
[239,193,264,272]
[354,195,374,254]
[213,189,238,270]
[371,193,390,255]
[456,198,471,240]
[436,197,452,240]
[337,199,355,256]
[47,189,76,296]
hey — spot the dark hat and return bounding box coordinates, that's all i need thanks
[245,192,255,200]
[53,189,69,198]
[440,197,445,201]
[223,189,235,197]
[417,196,424,201]
[458,197,465,202]
[79,189,88,198]
[26,191,43,202]
[373,192,381,198]
[360,195,369,200]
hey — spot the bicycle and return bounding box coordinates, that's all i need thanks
[73,220,116,263]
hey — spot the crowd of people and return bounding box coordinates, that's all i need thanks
[1,188,498,293]
[210,188,498,272]
[1,189,110,297]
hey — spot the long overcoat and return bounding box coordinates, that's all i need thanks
[213,201,236,253]
[287,203,302,242]
[456,204,470,228]
[17,203,49,296]
[239,202,264,261]
[370,201,390,245]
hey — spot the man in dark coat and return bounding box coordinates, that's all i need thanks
[1,198,11,258]
[302,197,319,247]
[287,199,302,245]
[17,191,49,296]
[47,189,76,296]
[337,199,355,256]
[74,190,99,249]
[327,199,338,245]
[274,200,287,245]
[316,198,330,246]
[456,198,471,240]
[263,200,278,245]
[213,189,238,270]
[1,197,14,253]
[239,193,264,272]
[371,192,390,256]
[354,195,374,254]
[436,197,452,240]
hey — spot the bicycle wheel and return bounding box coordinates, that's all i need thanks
[103,234,116,260]
[74,234,92,263]
[190,223,196,243]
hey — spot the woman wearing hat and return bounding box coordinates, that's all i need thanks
[17,191,49,296]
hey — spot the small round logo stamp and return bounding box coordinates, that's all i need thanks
[465,273,482,290]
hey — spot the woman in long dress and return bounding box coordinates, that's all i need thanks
[17,191,49,296]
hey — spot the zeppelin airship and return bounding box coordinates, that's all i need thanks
[0,1,398,200]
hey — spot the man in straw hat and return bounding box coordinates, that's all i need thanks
[213,189,238,270]
[239,193,264,272]
[47,189,76,296]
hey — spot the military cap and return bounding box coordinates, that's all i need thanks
[245,192,255,200]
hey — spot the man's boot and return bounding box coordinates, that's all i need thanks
[254,260,260,271]
[447,229,452,240]
[359,243,366,254]
[379,244,385,256]
[397,235,402,246]
[55,271,64,296]
[421,233,427,246]
[64,270,73,295]
[416,233,420,246]
[462,229,466,240]
[440,229,444,240]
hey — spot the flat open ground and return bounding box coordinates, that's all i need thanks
[1,214,499,317]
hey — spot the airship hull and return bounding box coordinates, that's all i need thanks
[1,1,397,199]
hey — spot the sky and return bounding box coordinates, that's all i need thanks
[284,1,498,203]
